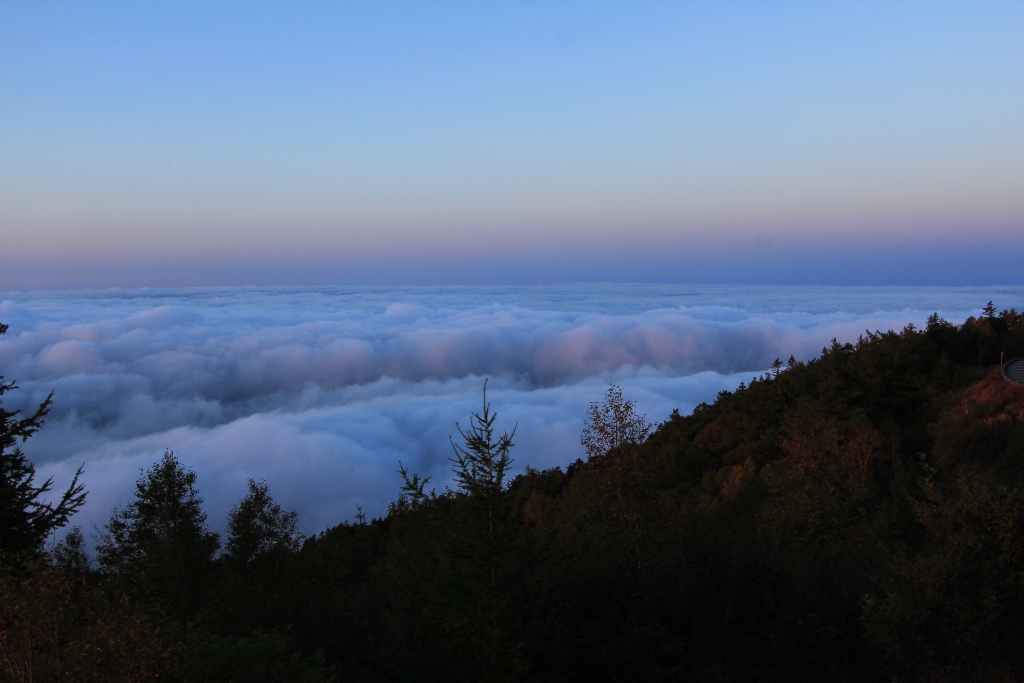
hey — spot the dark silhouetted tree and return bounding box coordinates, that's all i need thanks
[226,479,302,564]
[50,525,91,574]
[451,380,516,499]
[96,450,219,610]
[391,461,434,513]
[450,379,516,588]
[1,322,86,555]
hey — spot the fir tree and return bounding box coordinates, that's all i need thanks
[450,379,516,588]
[393,461,433,511]
[1,322,86,555]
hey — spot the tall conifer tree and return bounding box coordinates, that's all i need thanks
[97,450,219,610]
[0,322,85,555]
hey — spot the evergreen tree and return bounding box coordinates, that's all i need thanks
[392,461,433,512]
[226,479,302,564]
[451,380,516,500]
[1,322,86,555]
[441,381,527,679]
[96,451,219,609]
[450,379,516,587]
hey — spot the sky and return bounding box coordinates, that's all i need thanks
[2,2,1022,288]
[3,284,1021,543]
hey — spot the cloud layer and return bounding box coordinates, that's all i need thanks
[1,284,1014,543]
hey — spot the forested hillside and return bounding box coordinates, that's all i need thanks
[3,306,1024,682]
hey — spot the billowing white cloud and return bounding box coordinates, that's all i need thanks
[1,284,1014,545]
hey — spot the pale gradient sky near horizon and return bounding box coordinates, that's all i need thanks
[2,1,1023,288]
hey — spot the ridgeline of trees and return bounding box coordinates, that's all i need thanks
[3,306,1024,682]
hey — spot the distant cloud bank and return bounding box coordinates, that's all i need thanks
[0,285,1016,543]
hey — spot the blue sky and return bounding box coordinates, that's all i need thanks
[2,2,1022,288]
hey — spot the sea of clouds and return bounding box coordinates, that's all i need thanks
[1,283,1021,545]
